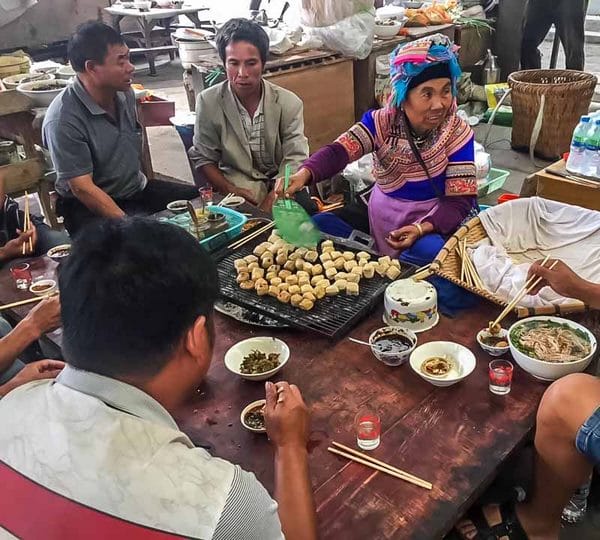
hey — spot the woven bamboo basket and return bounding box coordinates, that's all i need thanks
[508,69,597,160]
[430,216,588,318]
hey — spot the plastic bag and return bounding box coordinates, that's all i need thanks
[342,153,375,196]
[301,0,374,28]
[306,9,376,60]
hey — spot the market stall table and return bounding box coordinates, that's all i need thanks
[104,4,209,75]
[0,250,552,539]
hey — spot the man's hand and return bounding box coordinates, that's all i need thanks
[23,295,61,338]
[264,381,310,450]
[0,359,65,397]
[527,259,590,299]
[386,225,420,252]
[274,169,312,200]
[0,227,37,260]
[233,187,258,206]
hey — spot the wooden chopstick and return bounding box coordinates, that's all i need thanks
[328,444,432,490]
[0,296,45,311]
[227,221,274,250]
[331,441,431,486]
[491,257,556,328]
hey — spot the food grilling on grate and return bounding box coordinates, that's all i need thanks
[233,231,402,310]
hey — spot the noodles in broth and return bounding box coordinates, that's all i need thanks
[510,321,591,363]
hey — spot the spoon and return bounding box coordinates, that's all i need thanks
[348,337,373,347]
[187,201,199,226]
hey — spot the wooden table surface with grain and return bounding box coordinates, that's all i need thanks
[0,252,549,539]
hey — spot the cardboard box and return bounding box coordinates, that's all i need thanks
[533,161,600,211]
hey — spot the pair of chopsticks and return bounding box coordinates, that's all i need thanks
[327,441,433,490]
[412,264,432,281]
[490,256,558,328]
[0,295,45,312]
[227,221,274,250]
[22,191,33,255]
[456,239,485,290]
[216,193,235,207]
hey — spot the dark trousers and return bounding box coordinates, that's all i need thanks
[57,179,199,237]
[521,0,589,71]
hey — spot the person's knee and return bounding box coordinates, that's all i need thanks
[537,374,600,440]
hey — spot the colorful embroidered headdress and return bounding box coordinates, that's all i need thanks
[388,33,461,109]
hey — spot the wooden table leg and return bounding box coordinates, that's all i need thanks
[111,14,124,33]
[186,11,203,28]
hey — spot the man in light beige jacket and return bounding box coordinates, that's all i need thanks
[189,18,309,206]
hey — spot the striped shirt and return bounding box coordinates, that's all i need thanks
[0,365,284,539]
[231,85,277,178]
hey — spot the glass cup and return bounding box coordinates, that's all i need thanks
[355,409,381,451]
[199,186,214,206]
[489,359,514,395]
[10,262,32,290]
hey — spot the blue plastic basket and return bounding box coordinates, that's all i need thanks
[161,206,248,251]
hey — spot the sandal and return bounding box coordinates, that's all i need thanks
[455,500,529,540]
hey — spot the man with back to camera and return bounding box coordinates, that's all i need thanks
[43,22,198,237]
[189,18,309,208]
[0,218,317,539]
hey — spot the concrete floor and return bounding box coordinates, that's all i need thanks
[135,49,600,538]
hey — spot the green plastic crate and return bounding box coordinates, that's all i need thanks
[477,167,510,198]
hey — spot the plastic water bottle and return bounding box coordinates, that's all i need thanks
[562,475,592,524]
[583,119,600,178]
[566,116,591,174]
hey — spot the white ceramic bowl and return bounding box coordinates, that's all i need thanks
[29,279,57,297]
[55,65,76,80]
[2,72,53,90]
[374,20,405,39]
[166,200,189,214]
[17,79,69,107]
[240,399,267,433]
[46,243,71,261]
[368,326,417,367]
[224,337,290,381]
[477,327,510,357]
[221,195,245,208]
[410,341,476,387]
[508,316,597,381]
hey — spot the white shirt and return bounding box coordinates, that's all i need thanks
[231,84,277,177]
[0,365,284,539]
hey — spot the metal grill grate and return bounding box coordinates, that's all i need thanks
[216,234,416,338]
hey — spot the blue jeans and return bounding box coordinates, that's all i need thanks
[576,406,600,465]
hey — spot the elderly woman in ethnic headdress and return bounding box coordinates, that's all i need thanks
[275,34,477,266]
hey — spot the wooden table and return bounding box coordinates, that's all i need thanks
[353,24,455,120]
[104,5,209,75]
[0,249,553,538]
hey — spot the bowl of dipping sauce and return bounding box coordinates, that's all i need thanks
[240,399,267,433]
[46,244,71,262]
[29,279,57,297]
[477,327,510,356]
[166,200,189,214]
[368,326,417,367]
[221,195,245,208]
[409,341,476,387]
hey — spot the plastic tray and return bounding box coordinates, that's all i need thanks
[161,206,248,251]
[477,167,510,198]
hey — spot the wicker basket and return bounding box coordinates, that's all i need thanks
[430,216,588,318]
[508,69,597,160]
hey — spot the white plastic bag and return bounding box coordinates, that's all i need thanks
[306,9,376,60]
[300,0,374,28]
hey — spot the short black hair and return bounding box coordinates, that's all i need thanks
[216,18,269,66]
[68,21,125,73]
[59,218,219,379]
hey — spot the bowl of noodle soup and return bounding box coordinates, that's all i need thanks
[508,317,596,381]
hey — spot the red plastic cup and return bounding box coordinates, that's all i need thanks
[489,359,514,395]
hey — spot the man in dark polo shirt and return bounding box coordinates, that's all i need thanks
[43,22,198,236]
